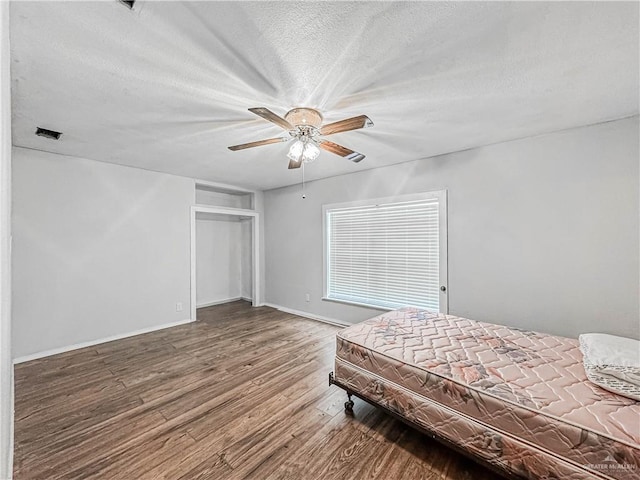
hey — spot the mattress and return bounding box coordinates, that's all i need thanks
[334,308,640,480]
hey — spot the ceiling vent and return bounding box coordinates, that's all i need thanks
[35,127,62,140]
[118,0,135,9]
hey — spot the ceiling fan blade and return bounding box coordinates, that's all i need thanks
[228,137,288,151]
[288,158,302,169]
[319,140,365,163]
[320,115,373,136]
[248,107,294,131]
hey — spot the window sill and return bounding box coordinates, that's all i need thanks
[321,297,392,311]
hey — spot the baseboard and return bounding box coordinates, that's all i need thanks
[197,297,253,309]
[197,297,240,308]
[263,303,351,328]
[13,317,194,364]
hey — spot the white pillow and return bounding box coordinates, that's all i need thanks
[579,333,640,401]
[579,333,640,368]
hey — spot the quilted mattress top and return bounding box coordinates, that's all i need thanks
[337,308,640,447]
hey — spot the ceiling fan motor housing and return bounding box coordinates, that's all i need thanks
[284,108,323,129]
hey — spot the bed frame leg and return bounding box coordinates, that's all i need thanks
[329,373,355,414]
[344,392,354,414]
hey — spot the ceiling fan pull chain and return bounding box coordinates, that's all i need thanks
[301,162,306,199]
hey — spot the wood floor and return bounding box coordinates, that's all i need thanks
[14,301,497,479]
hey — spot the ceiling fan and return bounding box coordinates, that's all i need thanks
[228,107,374,169]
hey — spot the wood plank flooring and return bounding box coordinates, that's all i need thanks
[14,301,497,479]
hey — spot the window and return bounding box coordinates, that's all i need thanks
[323,191,447,312]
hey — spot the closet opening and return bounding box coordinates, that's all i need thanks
[190,205,260,321]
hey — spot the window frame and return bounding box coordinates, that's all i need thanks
[322,190,448,313]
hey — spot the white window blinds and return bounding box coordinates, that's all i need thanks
[325,194,445,312]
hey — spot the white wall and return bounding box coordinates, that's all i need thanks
[0,2,13,477]
[12,147,195,360]
[264,117,640,339]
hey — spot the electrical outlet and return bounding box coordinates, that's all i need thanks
[176,302,183,312]
[305,293,310,302]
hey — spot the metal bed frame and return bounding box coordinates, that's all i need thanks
[328,371,523,479]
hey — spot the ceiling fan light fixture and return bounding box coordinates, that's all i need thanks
[287,139,320,164]
[287,140,304,162]
[302,142,320,163]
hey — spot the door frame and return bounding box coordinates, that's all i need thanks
[190,205,260,321]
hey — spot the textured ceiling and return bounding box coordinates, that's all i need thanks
[10,1,639,190]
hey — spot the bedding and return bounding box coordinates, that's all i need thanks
[333,308,640,479]
[579,333,640,401]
